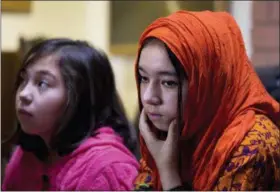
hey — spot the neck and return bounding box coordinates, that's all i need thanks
[39,130,53,149]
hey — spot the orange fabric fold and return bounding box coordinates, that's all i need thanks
[134,10,280,190]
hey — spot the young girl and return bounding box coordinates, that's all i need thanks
[134,10,280,190]
[2,38,139,190]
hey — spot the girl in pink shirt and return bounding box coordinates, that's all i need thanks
[2,38,139,191]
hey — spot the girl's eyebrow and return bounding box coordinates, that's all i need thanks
[138,66,147,73]
[138,66,177,77]
[35,70,57,81]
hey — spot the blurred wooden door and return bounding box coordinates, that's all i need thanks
[1,52,18,144]
[1,51,19,181]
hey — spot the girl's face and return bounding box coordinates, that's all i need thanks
[15,56,67,143]
[138,40,188,132]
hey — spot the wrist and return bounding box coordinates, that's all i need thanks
[158,167,182,190]
[156,160,178,174]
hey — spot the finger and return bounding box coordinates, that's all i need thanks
[139,109,157,142]
[166,119,179,144]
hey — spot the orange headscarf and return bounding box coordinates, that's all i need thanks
[134,10,280,190]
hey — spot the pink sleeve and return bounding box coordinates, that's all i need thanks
[77,162,139,190]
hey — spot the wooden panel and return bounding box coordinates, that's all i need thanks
[110,1,230,56]
[1,52,19,142]
[110,1,168,54]
[2,1,31,13]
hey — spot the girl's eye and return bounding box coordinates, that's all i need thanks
[162,80,178,88]
[38,80,49,90]
[139,75,149,83]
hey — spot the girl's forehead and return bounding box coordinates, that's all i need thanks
[25,56,61,77]
[139,43,175,73]
[27,55,56,68]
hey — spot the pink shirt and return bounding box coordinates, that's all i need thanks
[2,127,139,190]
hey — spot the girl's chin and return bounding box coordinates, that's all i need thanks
[150,123,169,140]
[21,126,40,135]
[151,122,169,131]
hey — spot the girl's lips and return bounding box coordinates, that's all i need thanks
[147,112,162,120]
[17,108,33,117]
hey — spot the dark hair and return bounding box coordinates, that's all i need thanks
[136,37,187,135]
[15,38,138,160]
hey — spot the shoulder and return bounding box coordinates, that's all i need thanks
[4,146,27,173]
[237,115,279,157]
[214,115,280,190]
[81,132,140,173]
[227,115,279,172]
[79,127,138,163]
[2,147,21,187]
[59,148,139,190]
[2,146,37,190]
[82,161,139,190]
[58,127,139,190]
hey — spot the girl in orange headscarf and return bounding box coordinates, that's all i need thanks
[134,10,280,190]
